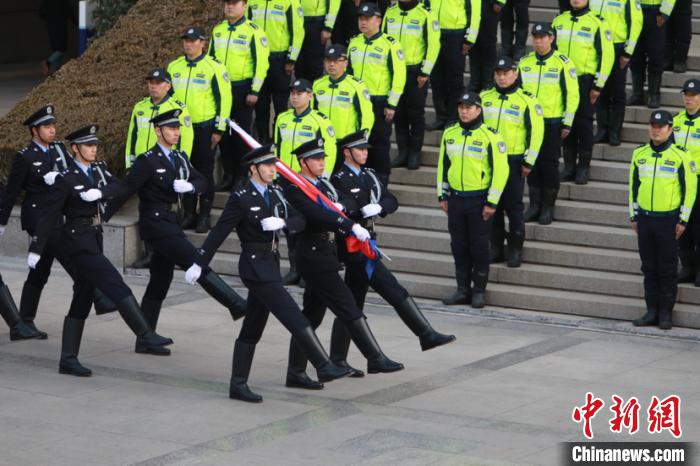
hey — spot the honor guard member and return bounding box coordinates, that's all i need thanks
[185,145,351,402]
[438,93,509,308]
[383,0,440,170]
[168,27,232,233]
[468,0,506,92]
[248,0,305,142]
[348,3,407,184]
[312,45,375,143]
[209,0,270,191]
[627,0,676,108]
[481,57,545,268]
[674,79,700,285]
[553,0,615,185]
[283,138,404,382]
[664,0,691,73]
[0,105,113,340]
[500,0,530,60]
[80,110,248,339]
[519,23,580,225]
[296,0,341,81]
[315,131,455,378]
[29,125,172,376]
[425,0,481,130]
[629,110,697,330]
[590,0,642,146]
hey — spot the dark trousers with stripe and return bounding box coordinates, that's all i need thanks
[637,214,678,300]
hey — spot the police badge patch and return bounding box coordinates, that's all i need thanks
[535,104,543,116]
[432,20,439,31]
[498,141,507,153]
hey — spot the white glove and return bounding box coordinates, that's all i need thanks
[361,203,382,218]
[351,223,371,242]
[173,179,194,193]
[43,171,59,186]
[185,264,202,284]
[261,217,286,231]
[0,225,5,236]
[333,202,345,212]
[27,253,41,269]
[80,189,102,202]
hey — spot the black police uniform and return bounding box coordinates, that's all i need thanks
[468,0,500,92]
[30,125,171,376]
[283,138,403,381]
[98,111,247,334]
[629,5,667,108]
[193,144,350,401]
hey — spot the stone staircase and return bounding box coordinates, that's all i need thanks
[187,0,700,328]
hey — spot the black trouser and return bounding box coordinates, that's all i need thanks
[191,124,215,204]
[637,215,678,300]
[468,4,499,92]
[565,75,595,154]
[431,31,466,122]
[369,100,392,184]
[499,0,529,55]
[493,158,525,239]
[631,8,667,79]
[528,123,561,190]
[665,0,692,66]
[142,234,200,301]
[395,66,427,155]
[296,18,325,82]
[679,189,700,266]
[447,194,493,290]
[220,81,255,184]
[25,226,76,292]
[344,259,410,310]
[256,56,292,143]
[597,44,628,131]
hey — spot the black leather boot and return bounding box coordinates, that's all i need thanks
[394,296,455,351]
[608,106,624,147]
[678,247,695,283]
[286,337,324,390]
[647,72,662,109]
[179,194,197,230]
[524,186,541,222]
[283,245,301,285]
[59,317,92,377]
[593,108,609,143]
[195,197,212,233]
[490,223,506,263]
[197,270,247,320]
[391,147,409,168]
[471,269,489,309]
[442,268,471,305]
[116,295,171,355]
[426,119,446,131]
[329,318,364,377]
[560,147,577,181]
[574,150,592,185]
[407,149,421,170]
[140,297,173,345]
[0,283,41,340]
[294,326,352,383]
[507,230,525,268]
[539,189,558,225]
[346,317,404,374]
[229,340,263,402]
[19,282,47,339]
[130,242,153,269]
[658,293,674,330]
[93,288,117,315]
[632,293,658,327]
[626,70,645,105]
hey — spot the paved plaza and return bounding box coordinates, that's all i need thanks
[0,258,697,465]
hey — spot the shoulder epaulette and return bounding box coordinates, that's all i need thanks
[485,126,499,135]
[676,144,689,152]
[522,89,534,98]
[250,21,259,30]
[386,35,397,44]
[175,99,186,108]
[559,54,570,63]
[234,188,247,197]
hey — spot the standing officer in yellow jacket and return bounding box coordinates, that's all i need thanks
[383,0,440,170]
[209,0,270,191]
[348,3,406,184]
[168,27,232,233]
[629,110,697,330]
[438,92,509,309]
[674,79,700,285]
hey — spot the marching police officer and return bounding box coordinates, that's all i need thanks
[674,79,700,285]
[312,45,375,144]
[184,144,351,402]
[296,0,341,82]
[438,93,509,308]
[664,0,691,73]
[248,0,305,142]
[348,3,406,184]
[500,0,530,60]
[553,0,615,185]
[80,110,248,339]
[627,0,676,108]
[425,0,481,131]
[168,27,232,233]
[629,110,697,330]
[383,0,441,170]
[518,23,580,225]
[320,131,455,376]
[481,57,545,268]
[469,0,505,92]
[591,0,643,146]
[283,138,404,385]
[209,0,270,191]
[29,125,172,376]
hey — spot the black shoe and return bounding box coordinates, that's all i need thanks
[539,189,558,225]
[647,72,662,109]
[406,150,421,170]
[286,331,324,390]
[115,295,172,355]
[627,71,645,106]
[608,129,621,146]
[197,270,247,320]
[130,244,153,269]
[674,61,687,73]
[426,119,446,131]
[293,326,352,384]
[19,283,47,339]
[334,359,365,377]
[329,318,365,377]
[574,151,592,185]
[283,246,301,285]
[593,128,609,144]
[286,372,324,389]
[58,317,92,377]
[442,269,471,305]
[657,294,674,330]
[679,266,695,283]
[524,187,541,223]
[490,244,506,263]
[179,195,197,230]
[507,231,524,268]
[560,148,577,181]
[346,317,404,374]
[471,290,486,309]
[229,341,263,402]
[632,311,658,326]
[391,149,409,168]
[23,321,47,340]
[140,297,173,345]
[0,283,42,340]
[195,198,212,233]
[393,296,456,351]
[93,288,117,315]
